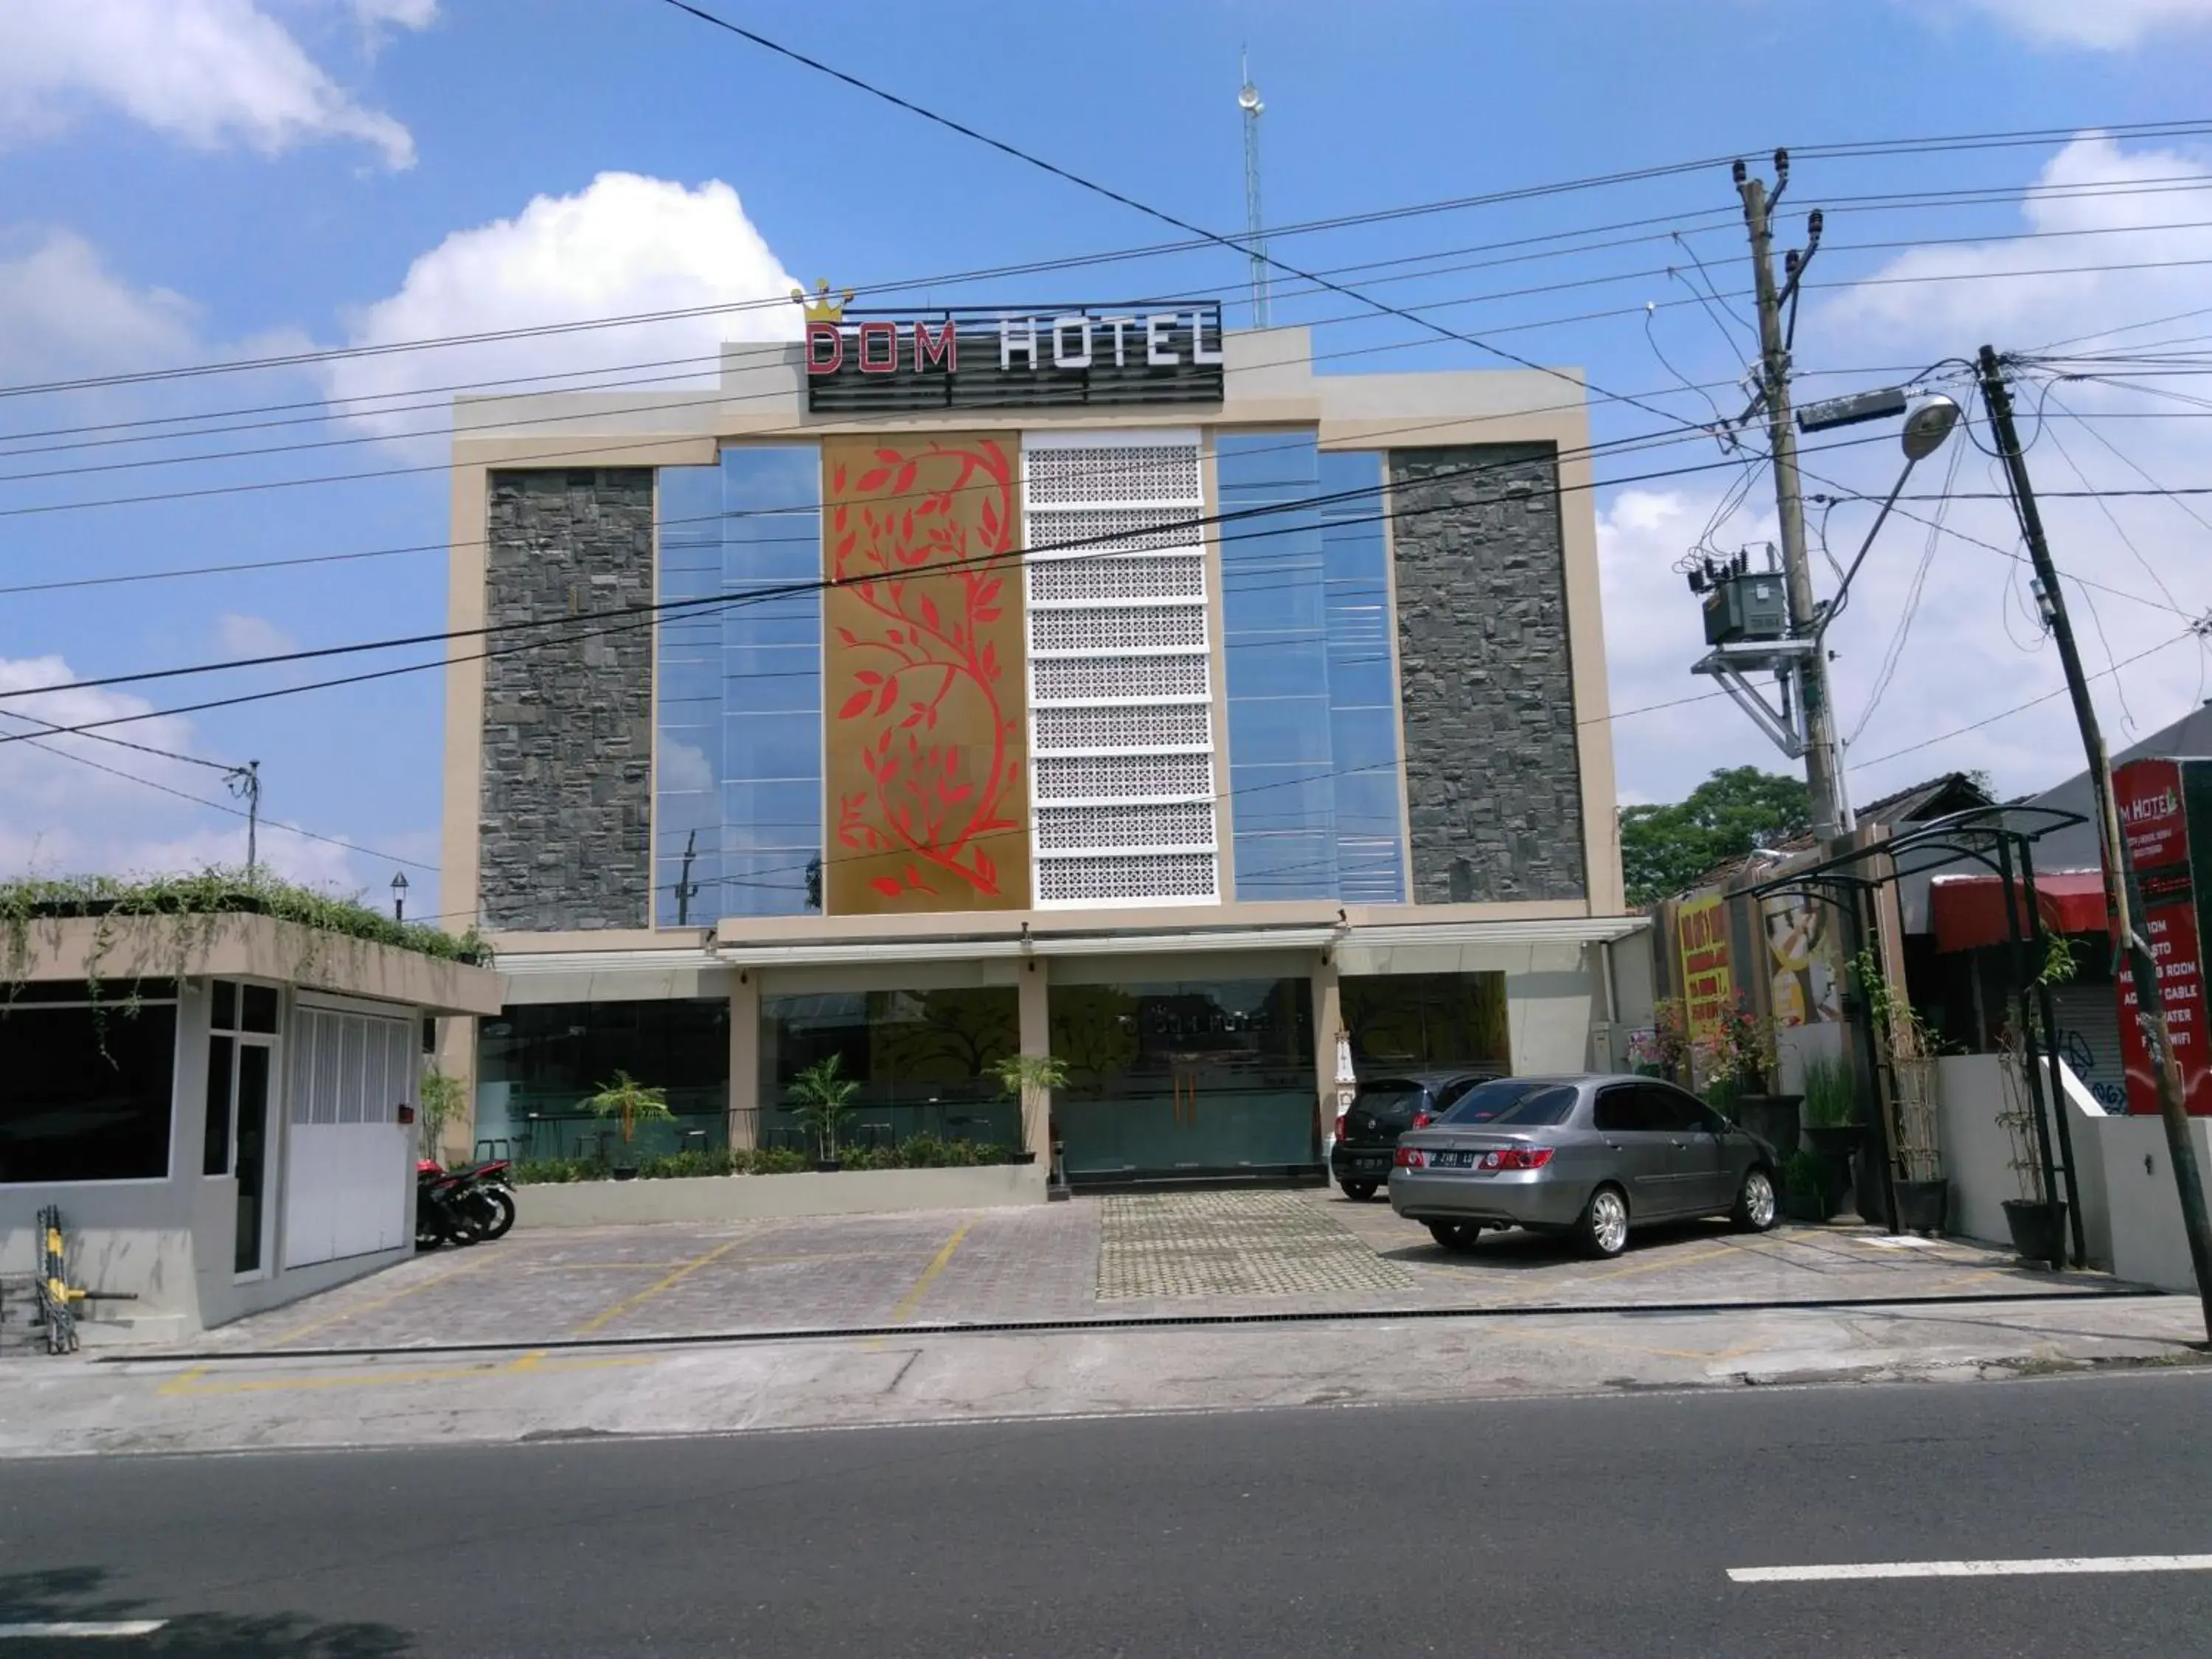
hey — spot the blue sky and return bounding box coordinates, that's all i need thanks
[4,0,2212,921]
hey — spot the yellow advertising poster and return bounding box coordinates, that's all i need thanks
[1677,894,1735,1041]
[1761,890,1843,1026]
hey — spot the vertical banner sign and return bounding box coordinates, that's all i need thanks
[821,434,1031,916]
[2115,757,2212,1116]
[1677,894,1736,1043]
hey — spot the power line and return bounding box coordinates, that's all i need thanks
[0,720,437,873]
[18,240,2212,519]
[1847,627,2202,771]
[0,427,1919,753]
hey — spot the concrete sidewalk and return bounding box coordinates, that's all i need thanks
[0,1189,2201,1458]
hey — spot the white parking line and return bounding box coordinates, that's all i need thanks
[0,1622,167,1638]
[1731,1554,2212,1583]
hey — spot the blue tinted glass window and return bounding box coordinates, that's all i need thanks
[1217,438,1405,903]
[656,448,824,925]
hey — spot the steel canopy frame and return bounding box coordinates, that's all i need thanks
[1743,804,2089,1265]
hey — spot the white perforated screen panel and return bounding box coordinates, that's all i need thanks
[1024,431,1218,907]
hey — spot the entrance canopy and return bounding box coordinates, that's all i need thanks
[1930,869,2109,954]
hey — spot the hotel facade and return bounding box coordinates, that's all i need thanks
[440,305,1643,1189]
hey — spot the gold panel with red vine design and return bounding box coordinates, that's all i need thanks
[821,434,1029,914]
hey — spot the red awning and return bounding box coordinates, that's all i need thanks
[1930,870,2110,953]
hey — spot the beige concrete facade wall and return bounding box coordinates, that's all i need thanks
[443,330,1624,949]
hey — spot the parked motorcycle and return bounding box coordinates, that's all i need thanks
[415,1161,490,1251]
[464,1160,516,1242]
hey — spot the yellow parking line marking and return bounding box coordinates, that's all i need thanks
[156,1366,209,1397]
[571,1237,750,1338]
[526,1262,698,1272]
[254,1252,499,1350]
[891,1219,974,1324]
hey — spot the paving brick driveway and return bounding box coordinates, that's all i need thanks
[189,1186,2129,1355]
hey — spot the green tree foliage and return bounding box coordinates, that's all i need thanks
[1618,767,1810,906]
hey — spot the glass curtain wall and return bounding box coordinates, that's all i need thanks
[476,1000,729,1162]
[1340,973,1512,1074]
[758,988,1021,1152]
[1216,436,1405,902]
[1049,977,1315,1178]
[656,446,824,925]
[1318,451,1408,902]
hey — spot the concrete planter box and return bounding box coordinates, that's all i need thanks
[515,1160,1048,1227]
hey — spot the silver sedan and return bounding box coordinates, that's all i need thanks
[1386,1074,1781,1258]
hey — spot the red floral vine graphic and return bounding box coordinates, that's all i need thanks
[827,438,1025,903]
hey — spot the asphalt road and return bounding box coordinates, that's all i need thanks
[3,1370,2209,1656]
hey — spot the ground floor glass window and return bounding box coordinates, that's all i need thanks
[1049,978,1315,1177]
[1340,973,1510,1075]
[758,987,1020,1153]
[476,1000,728,1162]
[0,1000,177,1183]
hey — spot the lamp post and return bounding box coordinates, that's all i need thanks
[1813,394,1963,650]
[390,871,408,922]
[1811,394,1961,832]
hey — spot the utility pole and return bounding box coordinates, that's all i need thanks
[1977,343,2212,1340]
[675,827,699,928]
[226,760,261,883]
[1736,151,1849,840]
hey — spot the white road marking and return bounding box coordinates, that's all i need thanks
[0,1621,168,1638]
[1731,1554,2212,1583]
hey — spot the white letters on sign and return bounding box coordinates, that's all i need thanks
[1051,315,1093,369]
[1001,316,1039,370]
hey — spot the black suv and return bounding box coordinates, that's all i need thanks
[1329,1070,1499,1200]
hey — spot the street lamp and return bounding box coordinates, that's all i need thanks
[1818,394,1963,636]
[390,871,409,921]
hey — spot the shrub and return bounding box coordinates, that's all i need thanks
[755,1147,809,1175]
[512,1156,605,1185]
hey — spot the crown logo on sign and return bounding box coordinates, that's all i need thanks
[790,279,854,323]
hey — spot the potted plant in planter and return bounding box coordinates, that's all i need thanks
[1709,997,1799,1151]
[1853,947,1948,1231]
[1781,1148,1835,1224]
[1994,939,2079,1265]
[987,1053,1068,1165]
[1800,1050,1864,1200]
[1627,998,1691,1083]
[582,1071,674,1180]
[789,1054,860,1172]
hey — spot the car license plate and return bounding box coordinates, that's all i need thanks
[1431,1150,1475,1169]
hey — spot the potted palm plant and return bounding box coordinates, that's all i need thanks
[789,1054,860,1172]
[987,1052,1066,1164]
[582,1071,674,1180]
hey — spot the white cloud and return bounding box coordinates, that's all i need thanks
[214,613,299,660]
[0,229,201,383]
[352,0,437,28]
[320,172,801,442]
[1,0,414,168]
[1955,0,2212,48]
[1817,133,2212,349]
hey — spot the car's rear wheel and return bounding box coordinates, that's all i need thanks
[1575,1185,1630,1259]
[1338,1179,1379,1202]
[1731,1166,1778,1233]
[1427,1220,1481,1253]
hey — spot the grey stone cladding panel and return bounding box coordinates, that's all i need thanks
[479,468,655,931]
[1390,444,1587,904]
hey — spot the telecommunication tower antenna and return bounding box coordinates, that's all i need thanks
[1239,50,1270,330]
